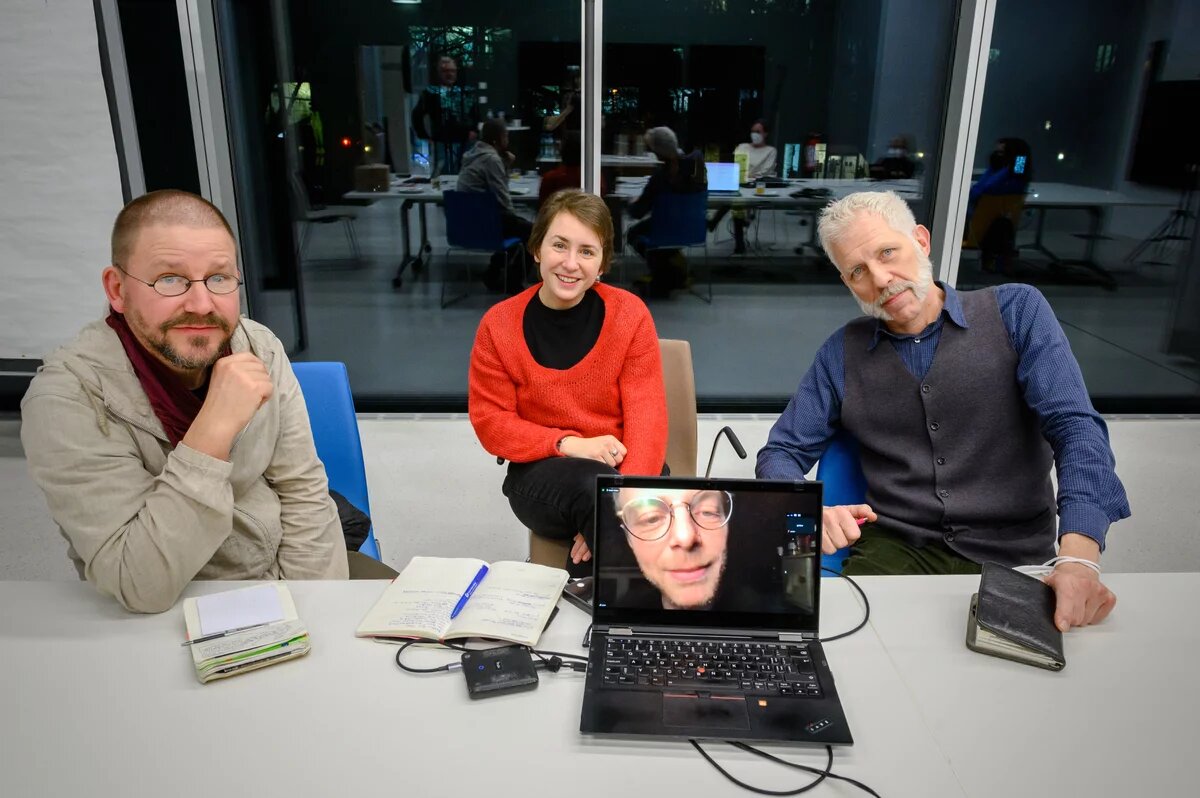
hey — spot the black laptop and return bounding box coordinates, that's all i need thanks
[580,475,852,745]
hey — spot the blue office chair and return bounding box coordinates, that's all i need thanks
[636,191,712,302]
[291,361,381,561]
[441,190,524,308]
[815,431,867,575]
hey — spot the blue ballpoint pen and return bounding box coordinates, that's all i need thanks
[450,564,489,619]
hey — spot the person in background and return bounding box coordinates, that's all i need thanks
[627,126,708,298]
[757,190,1129,633]
[969,137,1033,210]
[870,135,917,179]
[457,118,535,291]
[537,130,607,208]
[469,190,668,577]
[412,55,476,176]
[21,190,350,613]
[710,119,778,253]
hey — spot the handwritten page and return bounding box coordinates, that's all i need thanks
[448,561,568,645]
[196,584,285,636]
[191,619,307,661]
[355,557,487,639]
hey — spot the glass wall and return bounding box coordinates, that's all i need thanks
[214,0,582,405]
[209,1,975,407]
[960,0,1200,408]
[599,0,958,403]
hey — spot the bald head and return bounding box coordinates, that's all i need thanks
[111,190,235,267]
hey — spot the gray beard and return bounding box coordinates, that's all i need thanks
[856,253,935,321]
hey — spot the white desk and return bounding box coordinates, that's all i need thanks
[864,573,1198,798]
[2,574,1195,797]
[0,578,959,797]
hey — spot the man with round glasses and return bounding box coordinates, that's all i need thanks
[21,189,348,613]
[615,488,733,610]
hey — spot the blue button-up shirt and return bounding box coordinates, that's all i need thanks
[756,282,1131,549]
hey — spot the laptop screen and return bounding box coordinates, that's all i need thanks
[706,162,741,192]
[592,476,823,633]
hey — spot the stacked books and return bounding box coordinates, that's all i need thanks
[182,583,311,683]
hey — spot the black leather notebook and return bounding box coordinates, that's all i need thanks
[965,562,1065,671]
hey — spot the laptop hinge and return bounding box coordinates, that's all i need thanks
[779,632,817,642]
[608,627,634,636]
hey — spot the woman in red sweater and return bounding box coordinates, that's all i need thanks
[469,189,669,575]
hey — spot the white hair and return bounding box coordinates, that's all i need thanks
[816,191,919,267]
[644,126,680,160]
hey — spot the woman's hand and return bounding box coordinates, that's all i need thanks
[559,435,626,468]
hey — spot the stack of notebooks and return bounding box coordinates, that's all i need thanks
[182,583,311,683]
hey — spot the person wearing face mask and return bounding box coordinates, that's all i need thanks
[870,135,917,179]
[757,190,1129,635]
[469,190,669,577]
[709,119,778,254]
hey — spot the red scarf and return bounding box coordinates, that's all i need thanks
[105,310,214,446]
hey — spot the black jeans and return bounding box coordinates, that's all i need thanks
[504,457,618,576]
[503,457,618,544]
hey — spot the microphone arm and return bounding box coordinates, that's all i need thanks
[704,425,747,478]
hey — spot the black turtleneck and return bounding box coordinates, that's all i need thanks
[523,287,605,370]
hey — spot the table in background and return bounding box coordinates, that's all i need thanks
[345,175,539,288]
[2,573,1195,796]
[1020,182,1174,282]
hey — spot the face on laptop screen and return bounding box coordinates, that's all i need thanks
[593,478,822,630]
[707,162,740,191]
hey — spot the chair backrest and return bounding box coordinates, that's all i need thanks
[527,338,698,566]
[815,431,868,573]
[964,193,1026,249]
[291,361,380,560]
[647,191,709,249]
[443,190,505,250]
[659,338,698,476]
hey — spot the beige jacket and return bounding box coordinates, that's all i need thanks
[21,317,348,613]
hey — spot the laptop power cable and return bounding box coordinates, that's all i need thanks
[687,569,877,795]
[393,638,588,698]
[691,740,882,797]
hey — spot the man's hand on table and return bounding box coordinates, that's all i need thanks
[1043,533,1116,632]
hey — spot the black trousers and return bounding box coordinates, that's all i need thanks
[504,457,618,577]
[504,457,618,544]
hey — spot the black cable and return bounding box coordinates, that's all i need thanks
[393,638,468,673]
[394,639,588,675]
[818,567,870,643]
[689,740,831,795]
[732,742,882,798]
[529,647,589,665]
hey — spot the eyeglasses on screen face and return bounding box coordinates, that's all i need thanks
[616,490,734,541]
[116,265,242,297]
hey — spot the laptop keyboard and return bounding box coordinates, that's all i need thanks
[601,637,822,697]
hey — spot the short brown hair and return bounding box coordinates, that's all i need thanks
[111,189,235,266]
[527,189,615,274]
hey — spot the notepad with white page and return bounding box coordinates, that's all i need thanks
[182,583,311,683]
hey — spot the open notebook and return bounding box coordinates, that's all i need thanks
[182,583,310,684]
[356,556,567,646]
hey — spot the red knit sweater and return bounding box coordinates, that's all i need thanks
[469,282,668,475]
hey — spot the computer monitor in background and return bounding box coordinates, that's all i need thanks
[707,162,741,193]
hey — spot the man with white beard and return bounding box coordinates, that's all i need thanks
[756,191,1129,633]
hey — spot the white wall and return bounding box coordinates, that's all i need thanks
[0,1,124,359]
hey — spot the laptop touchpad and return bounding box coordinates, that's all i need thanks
[663,694,751,730]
